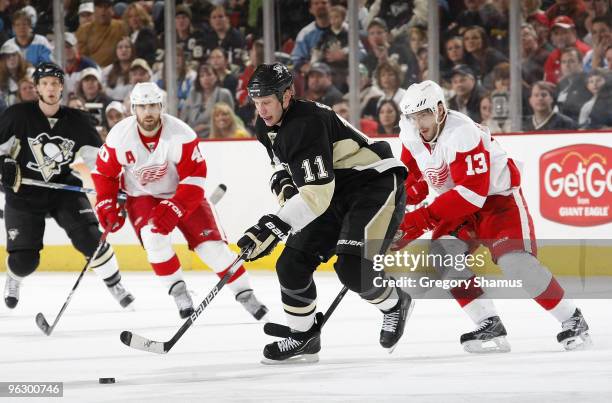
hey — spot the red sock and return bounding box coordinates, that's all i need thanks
[534,277,564,310]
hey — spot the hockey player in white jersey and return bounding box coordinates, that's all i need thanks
[91,82,268,320]
[393,80,591,351]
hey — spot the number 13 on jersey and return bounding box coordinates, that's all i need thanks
[465,152,488,175]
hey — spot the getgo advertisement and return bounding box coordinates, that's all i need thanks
[540,144,612,226]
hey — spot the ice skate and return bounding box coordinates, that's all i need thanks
[557,308,592,351]
[460,316,511,354]
[4,273,20,309]
[169,280,194,319]
[261,321,321,365]
[380,287,414,353]
[235,289,269,321]
[108,282,135,308]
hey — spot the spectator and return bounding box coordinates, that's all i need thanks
[441,36,467,80]
[462,25,508,80]
[100,100,127,140]
[0,0,11,45]
[5,9,53,66]
[67,94,87,111]
[156,46,196,115]
[311,5,363,93]
[303,61,344,107]
[123,2,157,66]
[416,46,428,81]
[447,64,487,123]
[362,18,416,87]
[208,47,238,95]
[374,60,406,109]
[78,2,95,27]
[76,0,127,67]
[63,0,81,32]
[583,16,611,72]
[331,99,378,136]
[180,63,234,138]
[527,11,554,51]
[0,41,31,106]
[76,67,113,128]
[545,0,588,38]
[203,5,245,67]
[544,16,591,84]
[16,77,37,102]
[390,25,424,85]
[524,80,577,130]
[375,99,401,136]
[556,47,591,122]
[163,4,206,68]
[479,93,511,133]
[101,37,135,101]
[236,39,264,108]
[584,0,611,44]
[578,68,612,128]
[64,32,99,98]
[129,58,153,85]
[209,102,250,139]
[521,23,550,85]
[367,0,414,33]
[446,0,488,37]
[292,0,331,74]
[606,44,612,69]
[347,63,383,119]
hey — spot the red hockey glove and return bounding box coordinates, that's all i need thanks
[390,207,439,251]
[405,176,429,205]
[151,199,185,235]
[95,198,125,232]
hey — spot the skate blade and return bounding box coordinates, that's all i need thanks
[260,353,319,365]
[385,298,416,354]
[561,333,593,351]
[462,336,511,354]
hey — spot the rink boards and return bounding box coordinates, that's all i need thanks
[0,131,610,276]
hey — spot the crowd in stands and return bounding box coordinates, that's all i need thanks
[1,0,612,139]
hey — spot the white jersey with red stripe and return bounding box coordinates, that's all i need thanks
[94,113,206,201]
[398,110,521,221]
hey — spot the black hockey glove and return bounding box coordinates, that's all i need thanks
[269,170,298,206]
[0,156,21,192]
[237,214,291,261]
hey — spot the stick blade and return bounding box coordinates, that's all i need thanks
[120,330,168,354]
[35,313,52,336]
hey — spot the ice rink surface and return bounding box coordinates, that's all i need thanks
[1,271,611,403]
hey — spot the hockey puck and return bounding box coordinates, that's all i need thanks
[99,378,115,384]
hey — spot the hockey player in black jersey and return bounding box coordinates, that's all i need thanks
[238,63,414,363]
[0,62,134,309]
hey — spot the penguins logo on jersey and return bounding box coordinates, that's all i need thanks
[26,133,75,181]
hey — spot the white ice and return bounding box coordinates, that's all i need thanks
[1,271,611,403]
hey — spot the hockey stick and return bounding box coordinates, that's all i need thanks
[33,183,228,336]
[263,286,349,337]
[35,227,112,336]
[119,246,252,354]
[21,178,228,204]
[21,177,127,200]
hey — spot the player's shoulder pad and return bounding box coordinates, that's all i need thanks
[105,115,137,148]
[161,113,197,143]
[440,111,488,152]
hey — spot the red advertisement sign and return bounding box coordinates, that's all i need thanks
[540,144,611,226]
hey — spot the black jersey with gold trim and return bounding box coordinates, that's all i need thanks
[255,99,406,231]
[0,101,101,202]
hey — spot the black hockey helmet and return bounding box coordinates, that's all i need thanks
[33,62,65,85]
[247,63,293,102]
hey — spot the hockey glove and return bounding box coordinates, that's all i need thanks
[237,214,291,261]
[390,207,439,251]
[0,156,21,192]
[270,170,298,206]
[95,198,125,232]
[405,176,429,205]
[151,199,185,235]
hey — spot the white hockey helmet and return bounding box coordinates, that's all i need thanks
[130,82,164,114]
[399,80,446,117]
